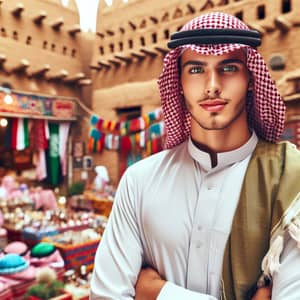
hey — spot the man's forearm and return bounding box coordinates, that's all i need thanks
[135,268,166,300]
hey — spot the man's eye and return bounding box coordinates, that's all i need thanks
[222,65,238,72]
[189,66,204,74]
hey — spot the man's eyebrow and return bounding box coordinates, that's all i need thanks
[182,60,207,69]
[219,58,246,65]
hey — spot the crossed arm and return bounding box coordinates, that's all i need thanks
[135,267,272,300]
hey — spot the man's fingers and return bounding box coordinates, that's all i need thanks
[251,286,272,300]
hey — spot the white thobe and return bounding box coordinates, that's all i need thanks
[91,132,300,300]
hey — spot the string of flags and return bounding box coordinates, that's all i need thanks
[89,107,166,154]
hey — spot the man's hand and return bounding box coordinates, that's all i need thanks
[135,267,166,300]
[251,286,272,300]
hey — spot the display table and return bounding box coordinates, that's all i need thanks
[69,191,113,217]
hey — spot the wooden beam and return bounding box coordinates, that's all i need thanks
[154,45,169,55]
[286,71,300,82]
[33,10,47,24]
[0,54,6,64]
[114,53,132,63]
[11,59,30,73]
[90,64,102,71]
[248,22,266,36]
[29,64,50,77]
[98,60,110,68]
[63,72,85,83]
[108,58,121,67]
[140,47,158,57]
[68,24,81,36]
[46,69,69,80]
[274,15,292,32]
[51,17,64,30]
[11,3,24,17]
[130,50,146,59]
[78,79,92,86]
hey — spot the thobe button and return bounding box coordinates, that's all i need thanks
[196,242,202,248]
[197,225,202,231]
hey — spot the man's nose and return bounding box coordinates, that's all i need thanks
[205,72,221,98]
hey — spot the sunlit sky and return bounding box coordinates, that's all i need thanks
[61,0,128,32]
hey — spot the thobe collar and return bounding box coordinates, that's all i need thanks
[187,131,258,172]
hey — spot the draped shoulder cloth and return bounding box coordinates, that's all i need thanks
[222,140,300,300]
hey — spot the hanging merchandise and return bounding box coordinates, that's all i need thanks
[88,106,166,156]
[47,123,60,186]
[59,123,70,176]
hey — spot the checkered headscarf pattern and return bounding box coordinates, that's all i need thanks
[158,12,286,149]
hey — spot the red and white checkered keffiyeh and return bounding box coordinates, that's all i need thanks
[158,12,286,149]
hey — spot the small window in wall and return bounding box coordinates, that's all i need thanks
[99,46,104,55]
[63,46,67,55]
[43,41,47,49]
[1,28,6,37]
[109,43,114,53]
[26,36,32,45]
[164,29,169,39]
[51,43,56,51]
[140,36,145,46]
[282,0,291,13]
[257,5,266,19]
[235,11,243,20]
[129,39,133,49]
[119,42,124,51]
[152,33,157,43]
[13,31,18,40]
[71,49,76,57]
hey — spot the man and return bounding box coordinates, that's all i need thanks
[91,12,300,300]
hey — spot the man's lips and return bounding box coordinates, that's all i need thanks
[199,99,227,112]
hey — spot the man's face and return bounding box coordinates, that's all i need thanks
[180,49,251,132]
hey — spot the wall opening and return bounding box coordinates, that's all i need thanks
[129,39,133,49]
[152,33,157,43]
[282,0,291,13]
[26,36,32,45]
[235,11,243,20]
[257,5,265,19]
[164,29,169,39]
[109,43,114,53]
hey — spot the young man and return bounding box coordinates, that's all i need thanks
[91,12,300,300]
